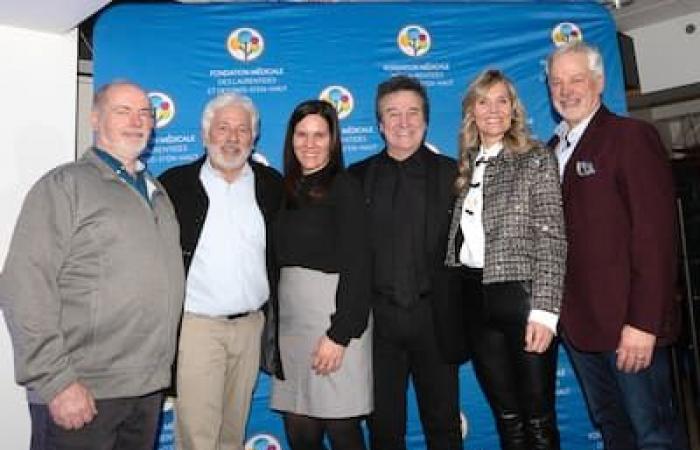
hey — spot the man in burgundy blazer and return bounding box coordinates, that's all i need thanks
[547,42,687,449]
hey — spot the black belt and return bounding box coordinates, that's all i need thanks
[224,311,251,320]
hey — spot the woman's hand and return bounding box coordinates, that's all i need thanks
[524,321,554,353]
[312,336,345,375]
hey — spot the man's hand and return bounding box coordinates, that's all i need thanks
[524,321,554,354]
[311,336,345,376]
[615,325,656,373]
[48,382,97,430]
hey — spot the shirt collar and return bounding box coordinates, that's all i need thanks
[382,145,427,169]
[201,156,252,184]
[94,148,146,176]
[555,104,600,148]
[478,141,503,159]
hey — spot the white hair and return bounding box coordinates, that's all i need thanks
[546,41,604,78]
[201,92,260,141]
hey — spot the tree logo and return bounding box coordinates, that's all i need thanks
[397,25,431,57]
[148,92,175,129]
[551,22,583,46]
[244,433,282,450]
[319,85,354,120]
[228,28,264,62]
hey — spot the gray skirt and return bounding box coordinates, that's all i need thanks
[270,266,372,418]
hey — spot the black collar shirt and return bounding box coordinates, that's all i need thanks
[370,146,430,307]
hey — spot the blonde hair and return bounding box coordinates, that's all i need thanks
[455,69,536,192]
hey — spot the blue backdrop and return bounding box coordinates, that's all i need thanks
[94,2,623,448]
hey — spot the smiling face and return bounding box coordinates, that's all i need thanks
[205,104,254,182]
[92,83,154,166]
[293,114,331,175]
[378,89,427,160]
[548,51,603,127]
[473,81,512,148]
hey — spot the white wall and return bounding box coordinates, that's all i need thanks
[0,25,77,450]
[628,12,700,93]
[77,74,94,156]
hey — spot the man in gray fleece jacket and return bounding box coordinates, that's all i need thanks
[1,81,185,449]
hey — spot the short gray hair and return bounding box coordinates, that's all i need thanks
[201,92,260,141]
[546,41,604,78]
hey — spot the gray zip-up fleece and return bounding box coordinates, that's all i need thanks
[1,149,185,403]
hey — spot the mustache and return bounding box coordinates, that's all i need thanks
[220,142,250,151]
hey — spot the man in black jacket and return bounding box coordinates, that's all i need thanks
[349,76,462,450]
[159,93,282,450]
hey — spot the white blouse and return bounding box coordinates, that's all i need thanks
[459,141,503,268]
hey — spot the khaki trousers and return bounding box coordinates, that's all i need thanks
[175,311,264,450]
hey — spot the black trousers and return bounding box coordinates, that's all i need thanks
[461,270,560,450]
[29,391,164,450]
[369,297,463,450]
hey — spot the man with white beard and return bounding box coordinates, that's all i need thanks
[159,93,283,450]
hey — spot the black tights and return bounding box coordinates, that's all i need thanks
[283,413,367,450]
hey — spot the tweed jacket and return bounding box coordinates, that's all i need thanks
[445,144,566,313]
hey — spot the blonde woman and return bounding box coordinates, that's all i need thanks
[445,69,566,450]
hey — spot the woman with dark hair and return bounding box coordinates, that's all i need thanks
[270,100,372,450]
[445,69,566,449]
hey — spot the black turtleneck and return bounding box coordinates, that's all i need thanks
[275,168,371,346]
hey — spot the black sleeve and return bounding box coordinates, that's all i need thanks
[157,168,175,194]
[326,172,372,346]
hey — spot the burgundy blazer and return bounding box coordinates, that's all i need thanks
[558,106,679,352]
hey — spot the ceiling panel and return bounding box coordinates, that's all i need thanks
[612,0,700,31]
[0,0,111,33]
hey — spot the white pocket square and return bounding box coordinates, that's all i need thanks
[576,160,596,177]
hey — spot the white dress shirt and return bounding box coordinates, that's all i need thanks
[184,159,269,316]
[554,105,599,180]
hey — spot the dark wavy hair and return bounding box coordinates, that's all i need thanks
[375,75,430,126]
[282,99,344,203]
